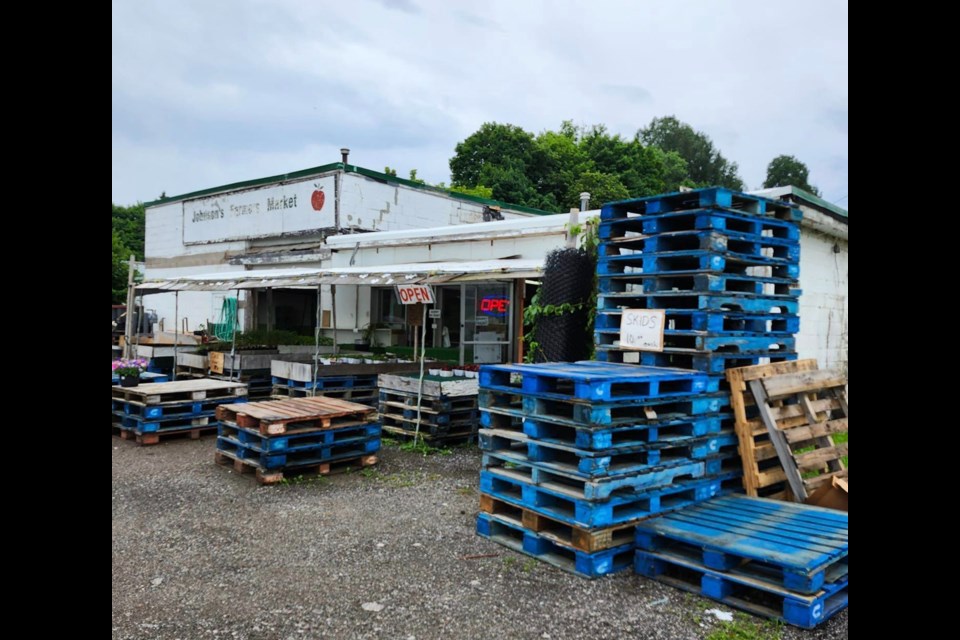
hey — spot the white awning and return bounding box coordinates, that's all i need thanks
[135,259,543,294]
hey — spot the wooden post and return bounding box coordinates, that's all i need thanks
[173,291,179,382]
[123,254,136,359]
[331,285,338,356]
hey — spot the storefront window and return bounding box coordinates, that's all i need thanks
[373,288,404,326]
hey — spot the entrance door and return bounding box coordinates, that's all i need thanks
[461,283,512,364]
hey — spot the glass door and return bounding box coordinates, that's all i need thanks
[461,283,512,364]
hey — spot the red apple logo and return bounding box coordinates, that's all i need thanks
[311,188,325,211]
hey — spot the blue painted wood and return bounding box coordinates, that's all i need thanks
[272,374,378,389]
[595,349,798,374]
[597,274,798,300]
[599,187,801,221]
[595,329,796,354]
[113,413,218,434]
[634,547,848,628]
[481,452,735,501]
[480,428,738,477]
[598,292,800,315]
[634,495,847,582]
[478,389,729,427]
[216,434,380,470]
[480,470,737,528]
[218,422,381,453]
[479,362,712,403]
[594,309,800,335]
[475,513,635,579]
[112,395,248,419]
[480,410,726,450]
[112,371,169,385]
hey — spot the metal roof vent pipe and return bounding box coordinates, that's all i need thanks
[579,192,591,212]
[340,148,350,165]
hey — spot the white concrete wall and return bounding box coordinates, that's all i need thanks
[340,173,531,232]
[797,228,848,374]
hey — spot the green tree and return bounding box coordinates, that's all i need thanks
[567,171,629,209]
[763,154,820,195]
[112,231,131,304]
[639,116,744,190]
[383,166,397,177]
[449,122,548,208]
[408,169,426,185]
[112,202,146,260]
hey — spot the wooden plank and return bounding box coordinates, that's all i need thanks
[749,379,807,501]
[795,445,848,471]
[728,359,818,384]
[768,399,839,422]
[762,370,847,399]
[783,419,848,444]
[804,470,848,490]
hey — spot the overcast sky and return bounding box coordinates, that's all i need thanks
[112,0,848,209]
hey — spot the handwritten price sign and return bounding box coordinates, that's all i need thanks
[619,309,665,352]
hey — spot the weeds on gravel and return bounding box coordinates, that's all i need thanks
[521,558,538,573]
[378,471,442,488]
[502,556,517,570]
[456,486,476,497]
[359,468,380,479]
[705,613,782,640]
[398,439,452,456]
[278,474,329,486]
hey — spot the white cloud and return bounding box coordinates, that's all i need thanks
[112,0,848,206]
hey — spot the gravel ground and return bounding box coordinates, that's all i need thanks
[112,435,847,640]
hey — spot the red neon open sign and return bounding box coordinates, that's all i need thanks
[480,297,510,316]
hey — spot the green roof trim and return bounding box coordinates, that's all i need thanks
[788,186,848,220]
[144,163,557,215]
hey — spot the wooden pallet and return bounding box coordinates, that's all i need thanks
[215,396,376,435]
[726,360,847,502]
[112,379,248,404]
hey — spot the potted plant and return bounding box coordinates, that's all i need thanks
[463,364,480,379]
[439,365,454,378]
[113,358,148,387]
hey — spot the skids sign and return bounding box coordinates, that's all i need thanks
[396,284,435,305]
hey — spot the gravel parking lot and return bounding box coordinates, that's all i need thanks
[112,436,847,640]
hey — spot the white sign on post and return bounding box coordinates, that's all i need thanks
[619,309,665,352]
[396,284,435,305]
[428,309,442,319]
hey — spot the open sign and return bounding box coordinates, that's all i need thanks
[480,296,510,317]
[395,284,435,305]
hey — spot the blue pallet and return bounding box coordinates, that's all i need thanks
[476,513,635,579]
[111,395,247,419]
[601,228,798,253]
[216,434,380,470]
[113,414,218,435]
[634,549,847,629]
[479,362,713,403]
[622,252,800,280]
[600,213,801,248]
[600,187,801,221]
[598,292,800,315]
[595,329,796,354]
[635,495,847,594]
[480,429,738,477]
[481,452,733,502]
[273,375,378,389]
[595,350,797,375]
[594,309,800,336]
[480,410,727,450]
[598,273,798,299]
[480,469,736,528]
[479,389,730,427]
[218,422,381,453]
[112,371,169,385]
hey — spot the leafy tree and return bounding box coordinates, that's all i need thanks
[567,171,629,209]
[112,231,132,304]
[408,169,426,185]
[448,184,494,199]
[112,203,145,260]
[383,166,397,177]
[763,155,820,195]
[449,122,548,208]
[639,116,744,189]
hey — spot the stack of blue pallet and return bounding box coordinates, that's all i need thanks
[213,396,382,484]
[633,495,848,628]
[271,373,380,408]
[594,187,802,379]
[475,361,741,579]
[111,380,248,445]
